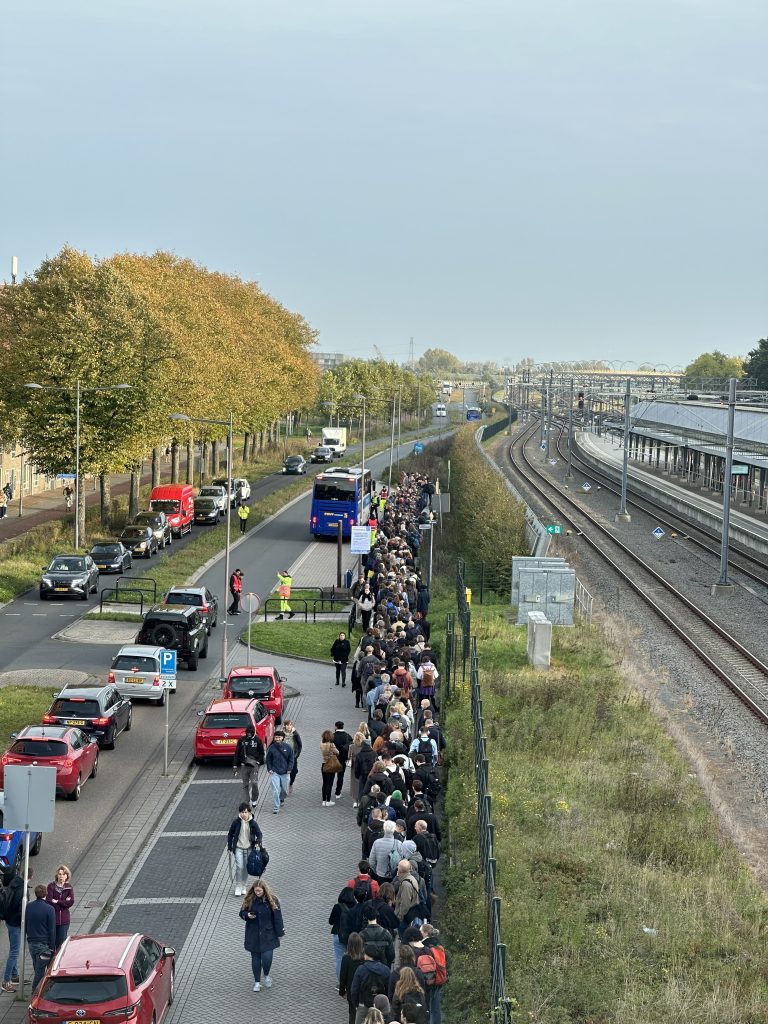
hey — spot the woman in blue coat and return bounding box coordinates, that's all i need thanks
[240,879,285,991]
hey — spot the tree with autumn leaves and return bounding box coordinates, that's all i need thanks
[0,247,319,541]
[316,359,437,427]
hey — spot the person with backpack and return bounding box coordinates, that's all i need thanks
[332,721,354,800]
[412,754,440,806]
[359,908,395,967]
[328,887,358,979]
[409,726,438,768]
[346,861,379,902]
[339,932,366,1024]
[331,632,352,687]
[391,966,428,1024]
[350,942,392,1023]
[368,820,401,883]
[239,879,285,992]
[406,799,442,842]
[420,922,448,1024]
[393,860,422,936]
[413,819,440,896]
[416,658,439,707]
[227,803,264,897]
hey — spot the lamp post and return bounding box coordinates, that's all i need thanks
[170,411,234,677]
[25,380,132,548]
[396,384,403,469]
[353,394,366,483]
[616,378,632,522]
[388,393,397,487]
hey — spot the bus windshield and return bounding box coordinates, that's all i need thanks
[313,479,356,502]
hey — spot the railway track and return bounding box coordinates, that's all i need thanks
[507,418,768,728]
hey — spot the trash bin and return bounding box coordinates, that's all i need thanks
[345,569,354,589]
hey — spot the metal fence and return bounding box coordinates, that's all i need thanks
[481,406,518,442]
[575,577,594,624]
[455,561,472,680]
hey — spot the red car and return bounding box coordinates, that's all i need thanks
[1,726,98,801]
[193,698,275,763]
[29,932,175,1024]
[222,665,285,723]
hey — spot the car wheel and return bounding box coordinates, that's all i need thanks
[80,589,89,601]
[157,687,166,707]
[211,614,218,629]
[30,832,42,856]
[104,726,116,751]
[187,652,199,671]
[125,707,133,732]
[68,774,82,801]
[200,641,208,660]
[168,965,175,1005]
[90,752,99,778]
[39,591,47,601]
[145,548,152,559]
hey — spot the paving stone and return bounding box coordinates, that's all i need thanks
[164,781,243,832]
[107,902,200,954]
[125,835,224,899]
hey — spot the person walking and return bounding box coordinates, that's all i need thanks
[391,966,428,1024]
[275,569,294,620]
[0,491,7,520]
[320,729,341,806]
[282,719,302,794]
[227,803,264,897]
[237,503,250,534]
[45,865,75,949]
[331,631,352,687]
[239,879,284,992]
[356,585,376,632]
[63,485,73,510]
[339,931,365,1024]
[1,868,28,992]
[332,720,354,800]
[350,942,392,1022]
[265,729,294,814]
[25,886,55,992]
[228,568,244,615]
[2,482,12,503]
[233,726,265,806]
[328,886,357,979]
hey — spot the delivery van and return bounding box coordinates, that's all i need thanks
[148,484,194,537]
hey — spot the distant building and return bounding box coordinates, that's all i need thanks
[313,352,350,372]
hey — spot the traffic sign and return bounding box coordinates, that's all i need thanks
[244,592,261,613]
[581,483,591,492]
[540,442,546,450]
[652,527,665,540]
[549,459,557,466]
[413,442,424,454]
[546,524,563,535]
[350,525,371,554]
[159,650,177,676]
[57,474,76,480]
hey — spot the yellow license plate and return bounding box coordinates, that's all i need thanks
[214,738,237,745]
[125,677,144,684]
[97,564,108,569]
[66,1020,101,1024]
[55,587,69,592]
[65,719,86,726]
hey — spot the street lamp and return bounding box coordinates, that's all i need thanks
[25,380,132,549]
[170,411,234,678]
[353,394,366,485]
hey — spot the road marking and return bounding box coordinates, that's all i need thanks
[5,613,21,616]
[119,897,202,905]
[189,778,241,785]
[32,613,47,617]
[161,830,228,838]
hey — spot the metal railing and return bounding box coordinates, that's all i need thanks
[481,406,518,441]
[115,576,158,603]
[575,577,594,625]
[467,633,514,1023]
[99,587,146,616]
[261,595,350,623]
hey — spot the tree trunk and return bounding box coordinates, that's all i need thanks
[171,440,180,483]
[151,447,162,488]
[211,439,219,474]
[99,473,112,532]
[77,483,86,549]
[129,466,141,521]
[243,432,250,463]
[202,442,209,482]
[186,440,194,485]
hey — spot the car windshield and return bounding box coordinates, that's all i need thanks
[49,558,85,572]
[10,739,69,757]
[200,488,224,496]
[229,677,273,698]
[201,713,251,730]
[121,528,147,539]
[112,656,158,673]
[315,448,330,454]
[91,545,120,555]
[135,514,160,526]
[194,499,217,509]
[40,974,128,1004]
[150,499,179,513]
[50,699,101,718]
[285,457,302,466]
[314,480,355,501]
[165,593,202,606]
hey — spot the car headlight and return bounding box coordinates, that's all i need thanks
[41,576,52,586]
[135,542,146,550]
[74,575,89,586]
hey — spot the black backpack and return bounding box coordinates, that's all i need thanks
[400,992,428,1024]
[353,877,373,903]
[417,737,434,760]
[359,965,389,1007]
[421,833,440,865]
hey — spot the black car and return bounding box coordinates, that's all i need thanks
[162,586,219,634]
[43,682,132,750]
[193,496,220,525]
[119,525,159,559]
[282,455,307,475]
[310,446,333,464]
[136,605,209,671]
[89,542,133,574]
[40,555,99,601]
[133,511,172,549]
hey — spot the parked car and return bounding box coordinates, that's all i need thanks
[223,666,285,723]
[39,555,99,601]
[119,525,159,559]
[193,496,220,525]
[134,510,173,549]
[42,681,132,750]
[193,698,275,764]
[108,644,174,703]
[310,446,333,464]
[148,483,194,537]
[30,932,175,1024]
[0,800,41,883]
[198,485,228,513]
[212,477,251,505]
[89,541,133,574]
[162,586,219,634]
[0,726,98,800]
[282,455,307,475]
[136,605,208,671]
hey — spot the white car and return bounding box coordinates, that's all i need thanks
[435,403,447,418]
[212,477,251,505]
[108,645,175,704]
[198,485,228,513]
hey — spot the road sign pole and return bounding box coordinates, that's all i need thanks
[163,684,170,776]
[565,378,574,480]
[714,376,737,593]
[18,831,30,997]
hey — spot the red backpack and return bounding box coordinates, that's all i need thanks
[430,943,448,986]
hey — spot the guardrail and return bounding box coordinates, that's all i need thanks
[260,596,351,623]
[99,588,146,616]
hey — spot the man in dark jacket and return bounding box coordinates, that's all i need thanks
[2,869,29,992]
[359,910,395,966]
[265,730,294,814]
[233,726,265,807]
[332,721,354,799]
[350,944,392,1018]
[26,885,55,990]
[406,800,442,841]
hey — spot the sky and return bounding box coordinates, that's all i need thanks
[1,0,766,367]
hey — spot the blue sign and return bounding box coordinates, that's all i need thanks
[160,650,177,675]
[652,527,665,540]
[413,442,424,454]
[57,474,76,480]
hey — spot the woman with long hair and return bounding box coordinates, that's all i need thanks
[320,729,340,806]
[239,879,284,992]
[46,865,75,949]
[391,966,427,1024]
[338,931,365,1024]
[348,730,366,806]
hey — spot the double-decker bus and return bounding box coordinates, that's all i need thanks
[310,467,373,537]
[466,407,482,421]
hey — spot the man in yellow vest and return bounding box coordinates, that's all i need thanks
[275,570,294,620]
[237,503,250,534]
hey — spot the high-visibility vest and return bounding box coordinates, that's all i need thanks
[238,505,250,520]
[277,574,292,598]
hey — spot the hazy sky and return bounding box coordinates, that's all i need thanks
[2,0,766,367]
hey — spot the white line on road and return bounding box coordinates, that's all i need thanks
[161,831,228,838]
[5,613,21,616]
[119,897,202,905]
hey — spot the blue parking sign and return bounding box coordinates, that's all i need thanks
[160,650,177,675]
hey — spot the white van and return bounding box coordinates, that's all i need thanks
[435,403,447,418]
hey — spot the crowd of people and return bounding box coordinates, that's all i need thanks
[1,864,75,994]
[229,472,449,1022]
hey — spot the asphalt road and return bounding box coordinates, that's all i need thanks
[0,420,452,887]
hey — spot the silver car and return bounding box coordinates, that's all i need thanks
[108,645,175,704]
[198,485,228,513]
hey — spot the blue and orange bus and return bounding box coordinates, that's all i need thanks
[310,467,373,537]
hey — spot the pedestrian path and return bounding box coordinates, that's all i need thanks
[102,652,363,1024]
[288,535,359,588]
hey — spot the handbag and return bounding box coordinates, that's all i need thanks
[247,844,269,876]
[322,753,343,773]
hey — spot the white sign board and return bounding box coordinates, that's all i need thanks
[4,765,56,833]
[350,526,371,554]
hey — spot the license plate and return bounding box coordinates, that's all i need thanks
[96,564,108,569]
[55,586,69,592]
[214,738,237,745]
[65,719,86,726]
[66,1019,101,1024]
[125,677,144,684]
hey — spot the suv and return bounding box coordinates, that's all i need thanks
[212,477,251,505]
[120,525,159,559]
[134,510,173,549]
[198,485,228,514]
[136,605,208,670]
[42,681,133,750]
[162,586,219,634]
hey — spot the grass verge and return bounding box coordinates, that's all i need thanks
[441,602,768,1024]
[83,611,144,622]
[243,620,351,662]
[0,685,59,739]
